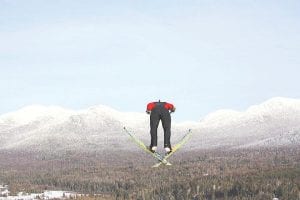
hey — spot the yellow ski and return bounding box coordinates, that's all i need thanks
[152,129,193,168]
[123,127,171,166]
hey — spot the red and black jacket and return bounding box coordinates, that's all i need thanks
[146,102,175,112]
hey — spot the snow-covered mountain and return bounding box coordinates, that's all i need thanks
[0,97,299,153]
[191,97,300,149]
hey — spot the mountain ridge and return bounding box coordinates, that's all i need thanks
[0,97,299,152]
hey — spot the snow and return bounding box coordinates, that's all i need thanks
[200,109,243,128]
[247,97,300,114]
[0,105,75,125]
[80,105,147,128]
[43,191,66,199]
[0,97,300,151]
[0,190,9,196]
[0,190,78,200]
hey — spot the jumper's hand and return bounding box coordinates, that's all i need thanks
[170,106,176,113]
[146,110,151,115]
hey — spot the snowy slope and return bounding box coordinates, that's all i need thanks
[0,105,148,152]
[188,97,300,149]
[0,97,300,153]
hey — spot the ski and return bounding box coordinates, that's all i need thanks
[152,129,193,168]
[123,127,172,166]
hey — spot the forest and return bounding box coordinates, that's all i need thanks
[0,147,299,200]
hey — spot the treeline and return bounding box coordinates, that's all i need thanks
[0,147,299,199]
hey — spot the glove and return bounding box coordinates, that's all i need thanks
[170,106,176,113]
[146,110,151,114]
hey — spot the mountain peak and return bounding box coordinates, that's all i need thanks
[247,97,300,114]
[201,109,242,124]
[86,105,120,113]
[264,97,300,105]
[0,105,75,125]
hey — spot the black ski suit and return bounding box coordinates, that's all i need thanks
[147,102,174,149]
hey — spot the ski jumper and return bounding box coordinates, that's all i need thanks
[146,101,175,149]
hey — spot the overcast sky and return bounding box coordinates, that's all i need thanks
[0,0,299,122]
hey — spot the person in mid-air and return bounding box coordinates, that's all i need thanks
[146,100,176,154]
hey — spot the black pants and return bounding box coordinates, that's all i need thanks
[150,108,171,148]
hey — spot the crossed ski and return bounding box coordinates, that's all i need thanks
[123,127,192,167]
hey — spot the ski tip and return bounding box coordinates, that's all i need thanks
[152,163,172,168]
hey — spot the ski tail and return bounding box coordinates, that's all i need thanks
[171,129,193,154]
[152,129,193,168]
[123,127,169,164]
[123,127,149,153]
